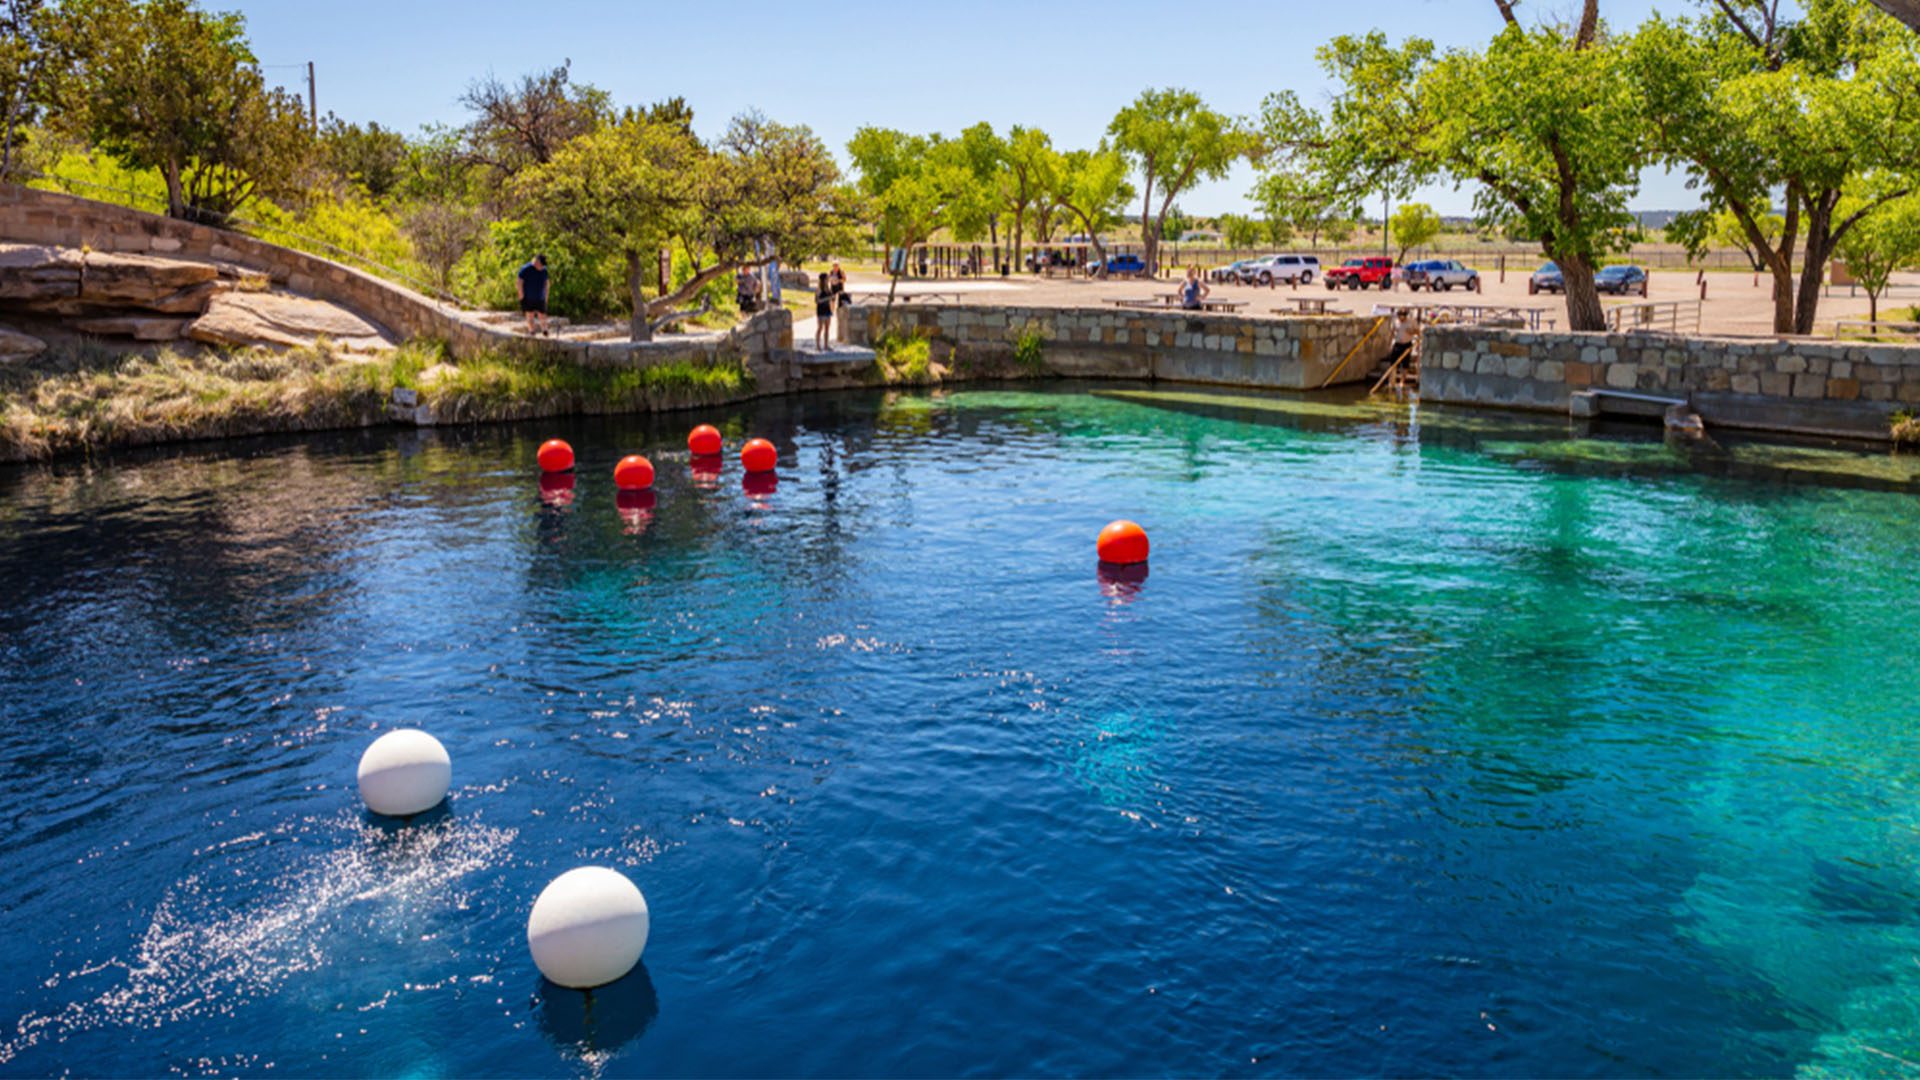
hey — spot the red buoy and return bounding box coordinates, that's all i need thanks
[1096,520,1149,565]
[537,438,574,473]
[688,424,723,457]
[613,454,655,491]
[741,438,777,474]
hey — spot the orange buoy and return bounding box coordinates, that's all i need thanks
[1096,520,1149,565]
[741,438,777,474]
[688,424,723,457]
[537,438,575,473]
[613,454,655,491]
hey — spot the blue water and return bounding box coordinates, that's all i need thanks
[3,384,1920,1077]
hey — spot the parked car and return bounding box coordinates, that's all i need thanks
[1595,264,1650,297]
[1097,253,1147,277]
[1528,262,1564,295]
[1325,257,1396,290]
[1211,259,1259,283]
[1236,254,1321,286]
[1402,259,1481,292]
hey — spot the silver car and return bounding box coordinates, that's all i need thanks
[1235,254,1321,286]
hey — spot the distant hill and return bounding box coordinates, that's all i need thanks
[1634,210,1684,229]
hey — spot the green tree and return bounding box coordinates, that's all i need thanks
[1107,87,1255,273]
[1836,192,1920,323]
[848,126,978,319]
[1322,217,1357,245]
[669,111,860,311]
[318,115,406,199]
[514,117,699,341]
[1050,145,1134,268]
[1390,201,1443,261]
[61,0,312,221]
[0,0,61,180]
[1706,198,1783,272]
[1218,212,1264,248]
[1632,0,1920,334]
[1309,3,1645,330]
[1253,169,1344,248]
[1002,125,1058,272]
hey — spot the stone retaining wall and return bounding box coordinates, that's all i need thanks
[843,303,1390,390]
[1423,326,1920,440]
[0,184,794,380]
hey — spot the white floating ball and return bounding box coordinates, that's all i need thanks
[355,729,451,817]
[528,866,651,989]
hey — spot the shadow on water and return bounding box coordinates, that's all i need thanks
[1092,385,1920,494]
[360,801,454,835]
[534,964,661,1064]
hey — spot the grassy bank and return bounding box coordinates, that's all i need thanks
[0,340,754,463]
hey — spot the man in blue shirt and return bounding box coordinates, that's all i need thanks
[516,254,551,336]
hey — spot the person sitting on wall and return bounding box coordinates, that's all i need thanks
[736,265,760,315]
[1181,266,1210,310]
[517,254,551,336]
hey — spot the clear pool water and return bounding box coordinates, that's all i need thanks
[3,384,1920,1077]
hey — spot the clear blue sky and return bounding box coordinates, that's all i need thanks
[236,0,1697,218]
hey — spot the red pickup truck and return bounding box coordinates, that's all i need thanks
[1325,257,1396,290]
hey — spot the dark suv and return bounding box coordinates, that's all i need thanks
[1528,263,1564,295]
[1595,265,1650,297]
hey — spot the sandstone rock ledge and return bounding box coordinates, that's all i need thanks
[185,292,393,352]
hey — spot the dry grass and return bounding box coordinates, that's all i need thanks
[0,339,752,462]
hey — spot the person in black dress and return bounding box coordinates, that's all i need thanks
[814,272,834,350]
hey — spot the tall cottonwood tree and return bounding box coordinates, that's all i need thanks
[1002,126,1058,272]
[1632,0,1920,334]
[1308,2,1644,331]
[1107,88,1254,274]
[1050,146,1134,267]
[848,126,979,320]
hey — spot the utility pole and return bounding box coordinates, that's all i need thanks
[306,61,317,132]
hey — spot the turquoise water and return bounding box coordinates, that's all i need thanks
[2,383,1919,1076]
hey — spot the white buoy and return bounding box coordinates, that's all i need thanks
[355,729,451,817]
[528,866,651,989]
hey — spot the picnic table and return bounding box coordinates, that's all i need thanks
[1109,295,1247,313]
[1273,296,1341,315]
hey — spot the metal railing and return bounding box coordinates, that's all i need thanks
[1833,318,1920,342]
[1605,299,1703,335]
[18,171,461,304]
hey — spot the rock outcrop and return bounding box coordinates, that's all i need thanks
[0,323,47,361]
[0,242,392,352]
[185,292,393,351]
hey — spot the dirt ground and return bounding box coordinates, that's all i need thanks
[836,266,1920,338]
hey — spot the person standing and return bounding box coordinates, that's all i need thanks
[517,254,551,336]
[829,262,848,310]
[814,272,835,351]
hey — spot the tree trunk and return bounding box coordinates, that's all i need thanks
[1558,255,1608,332]
[1792,200,1838,337]
[1870,289,1880,324]
[627,250,652,343]
[164,162,186,220]
[1012,205,1024,276]
[1138,173,1156,276]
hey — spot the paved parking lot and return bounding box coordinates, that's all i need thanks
[840,266,1920,338]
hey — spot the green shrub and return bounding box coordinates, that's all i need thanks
[1013,328,1046,375]
[245,191,431,285]
[1895,411,1919,448]
[452,219,626,321]
[875,333,932,383]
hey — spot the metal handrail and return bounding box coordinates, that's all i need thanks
[17,171,462,304]
[1605,299,1702,335]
